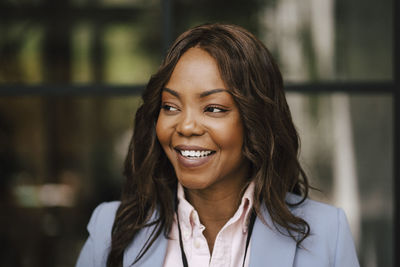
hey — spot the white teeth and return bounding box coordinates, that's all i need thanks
[180,150,213,158]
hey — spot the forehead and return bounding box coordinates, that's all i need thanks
[165,47,227,93]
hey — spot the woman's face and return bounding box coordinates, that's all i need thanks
[156,47,248,192]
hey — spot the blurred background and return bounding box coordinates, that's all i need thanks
[0,0,395,266]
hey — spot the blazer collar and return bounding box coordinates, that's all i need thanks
[249,204,297,267]
[123,210,168,267]
[123,195,301,267]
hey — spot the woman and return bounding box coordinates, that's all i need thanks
[76,24,359,267]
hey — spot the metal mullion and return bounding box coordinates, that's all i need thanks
[285,81,395,93]
[0,6,142,23]
[162,0,173,55]
[0,81,395,96]
[0,84,145,96]
[394,0,400,265]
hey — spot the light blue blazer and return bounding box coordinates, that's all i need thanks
[76,195,360,267]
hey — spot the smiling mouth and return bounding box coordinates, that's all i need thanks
[175,149,216,158]
[173,146,216,168]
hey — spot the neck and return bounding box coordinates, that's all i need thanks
[184,180,247,253]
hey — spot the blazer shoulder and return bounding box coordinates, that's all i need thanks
[288,195,339,222]
[86,201,121,261]
[76,201,121,267]
[287,194,347,239]
[285,194,359,266]
[87,201,120,237]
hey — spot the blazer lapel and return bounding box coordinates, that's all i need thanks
[249,206,297,267]
[123,211,168,267]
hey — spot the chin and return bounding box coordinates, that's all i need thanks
[177,176,212,190]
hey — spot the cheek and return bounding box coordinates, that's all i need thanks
[156,116,169,147]
[211,119,244,152]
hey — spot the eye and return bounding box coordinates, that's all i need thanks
[204,105,228,113]
[161,104,179,113]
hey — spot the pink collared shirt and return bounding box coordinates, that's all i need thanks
[163,182,255,267]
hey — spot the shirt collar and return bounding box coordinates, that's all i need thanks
[176,181,255,233]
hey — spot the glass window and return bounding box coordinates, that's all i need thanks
[0,96,138,266]
[0,0,392,85]
[0,1,162,85]
[173,0,393,83]
[287,92,393,267]
[0,0,396,266]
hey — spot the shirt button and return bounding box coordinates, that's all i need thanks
[194,239,201,249]
[191,211,198,222]
[182,229,190,240]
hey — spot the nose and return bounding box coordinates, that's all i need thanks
[176,110,205,137]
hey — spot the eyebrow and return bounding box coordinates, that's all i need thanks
[162,87,180,98]
[199,88,230,98]
[162,87,231,98]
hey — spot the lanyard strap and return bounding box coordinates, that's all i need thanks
[177,210,257,267]
[177,212,189,267]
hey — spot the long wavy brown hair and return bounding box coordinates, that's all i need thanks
[107,23,310,267]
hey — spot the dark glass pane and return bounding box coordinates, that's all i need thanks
[0,96,138,266]
[0,0,393,85]
[287,92,393,266]
[335,0,393,81]
[173,0,393,83]
[0,1,162,85]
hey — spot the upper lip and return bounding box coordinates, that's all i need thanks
[174,145,215,151]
